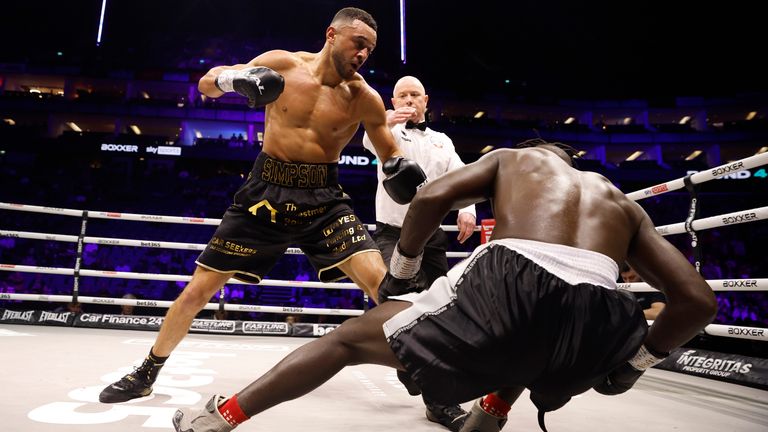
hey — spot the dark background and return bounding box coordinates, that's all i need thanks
[2,0,765,100]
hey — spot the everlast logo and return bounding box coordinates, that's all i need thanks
[721,212,757,225]
[261,158,328,188]
[39,311,71,323]
[711,161,744,177]
[2,310,35,321]
[728,327,765,337]
[722,280,757,288]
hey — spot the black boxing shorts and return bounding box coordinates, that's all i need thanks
[383,238,647,407]
[196,152,379,283]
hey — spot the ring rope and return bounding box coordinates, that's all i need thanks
[0,202,471,234]
[0,293,363,316]
[626,152,768,201]
[618,279,768,292]
[653,206,768,236]
[0,264,359,289]
[0,229,474,258]
[3,205,765,255]
[2,264,763,293]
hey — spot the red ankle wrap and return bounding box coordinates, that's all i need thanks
[481,393,511,418]
[218,394,250,427]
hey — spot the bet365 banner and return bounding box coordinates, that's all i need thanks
[655,347,768,388]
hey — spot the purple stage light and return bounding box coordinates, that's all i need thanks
[400,0,406,63]
[96,0,108,46]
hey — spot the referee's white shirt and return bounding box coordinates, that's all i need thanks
[363,123,476,228]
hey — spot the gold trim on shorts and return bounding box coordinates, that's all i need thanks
[317,249,382,282]
[195,261,263,284]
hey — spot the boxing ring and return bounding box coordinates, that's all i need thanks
[1,152,767,431]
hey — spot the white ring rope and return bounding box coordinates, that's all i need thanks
[0,293,362,317]
[4,205,766,258]
[626,152,768,201]
[0,264,358,289]
[0,229,472,258]
[0,202,471,233]
[2,263,763,293]
[654,206,768,236]
[618,279,768,293]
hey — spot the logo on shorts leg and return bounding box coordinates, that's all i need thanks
[249,200,278,223]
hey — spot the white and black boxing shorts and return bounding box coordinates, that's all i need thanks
[383,239,647,407]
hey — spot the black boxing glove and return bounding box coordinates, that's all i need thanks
[593,344,668,395]
[377,273,412,304]
[382,157,427,205]
[215,66,285,108]
[377,243,423,303]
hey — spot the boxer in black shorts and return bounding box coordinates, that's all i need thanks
[197,152,379,283]
[172,141,717,432]
[99,7,428,406]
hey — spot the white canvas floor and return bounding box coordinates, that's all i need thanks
[1,324,766,432]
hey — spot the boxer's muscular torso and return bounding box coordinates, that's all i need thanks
[402,148,642,264]
[488,149,640,264]
[249,50,386,163]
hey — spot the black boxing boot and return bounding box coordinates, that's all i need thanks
[99,348,168,403]
[425,399,468,432]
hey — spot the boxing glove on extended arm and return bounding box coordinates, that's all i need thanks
[215,66,285,108]
[593,344,669,395]
[382,157,427,205]
[377,243,424,303]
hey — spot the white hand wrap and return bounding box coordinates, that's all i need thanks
[628,344,667,371]
[214,69,239,93]
[390,243,423,280]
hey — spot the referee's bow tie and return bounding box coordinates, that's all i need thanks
[405,121,427,131]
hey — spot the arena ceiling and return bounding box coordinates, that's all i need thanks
[2,1,765,100]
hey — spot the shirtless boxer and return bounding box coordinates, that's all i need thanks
[99,7,426,404]
[172,140,717,432]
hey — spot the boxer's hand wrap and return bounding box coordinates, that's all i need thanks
[382,157,427,205]
[215,67,285,108]
[593,344,668,396]
[378,244,424,303]
[628,344,668,371]
[390,242,423,280]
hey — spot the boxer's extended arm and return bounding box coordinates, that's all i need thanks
[198,50,293,99]
[595,209,717,395]
[361,89,403,162]
[398,150,502,256]
[627,208,717,353]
